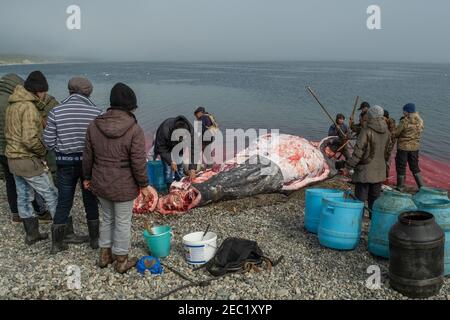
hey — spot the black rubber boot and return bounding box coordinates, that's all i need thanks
[87,219,100,249]
[413,173,425,189]
[50,224,69,254]
[23,217,48,245]
[396,175,406,192]
[64,216,89,244]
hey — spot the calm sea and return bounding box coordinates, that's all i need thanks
[1,61,449,162]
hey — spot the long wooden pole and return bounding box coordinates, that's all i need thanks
[350,96,360,124]
[306,86,346,137]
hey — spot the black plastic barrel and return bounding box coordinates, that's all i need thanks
[389,211,445,298]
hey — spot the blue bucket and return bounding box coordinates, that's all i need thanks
[318,197,365,250]
[143,225,172,258]
[305,188,344,233]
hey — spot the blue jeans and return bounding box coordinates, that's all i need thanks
[14,173,58,219]
[0,155,47,215]
[53,166,99,225]
[162,162,184,184]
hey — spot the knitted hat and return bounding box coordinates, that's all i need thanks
[110,82,138,111]
[403,103,416,113]
[368,105,384,119]
[358,101,371,110]
[68,77,93,97]
[24,71,48,93]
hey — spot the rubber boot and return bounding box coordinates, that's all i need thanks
[115,255,138,274]
[23,217,48,245]
[64,216,89,244]
[396,175,406,193]
[87,219,100,249]
[50,224,69,254]
[413,173,425,189]
[99,248,115,268]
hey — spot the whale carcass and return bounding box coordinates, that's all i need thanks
[155,134,337,214]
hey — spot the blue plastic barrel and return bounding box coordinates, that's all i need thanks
[368,190,417,258]
[147,160,167,193]
[417,199,450,276]
[305,188,344,233]
[318,198,365,250]
[413,187,448,206]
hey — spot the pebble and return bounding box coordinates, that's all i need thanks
[0,179,449,300]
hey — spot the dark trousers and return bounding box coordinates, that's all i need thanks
[0,155,47,214]
[53,165,99,225]
[355,182,382,210]
[395,149,420,175]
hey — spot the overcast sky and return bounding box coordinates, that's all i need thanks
[1,0,449,63]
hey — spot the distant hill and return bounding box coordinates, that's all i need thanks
[0,54,65,66]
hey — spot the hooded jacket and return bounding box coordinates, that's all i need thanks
[83,108,148,202]
[394,112,424,151]
[0,74,24,155]
[346,117,391,183]
[154,115,196,170]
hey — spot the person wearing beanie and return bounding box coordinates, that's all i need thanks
[83,82,155,274]
[0,74,49,223]
[344,104,392,216]
[327,113,351,160]
[24,71,60,188]
[43,77,101,254]
[4,72,59,245]
[394,103,425,190]
[350,101,370,135]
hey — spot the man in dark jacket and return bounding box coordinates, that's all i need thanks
[154,115,197,189]
[83,83,153,274]
[44,77,102,254]
[350,101,370,135]
[344,105,391,215]
[328,113,351,160]
[0,73,48,222]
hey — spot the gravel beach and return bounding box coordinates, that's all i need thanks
[1,178,449,300]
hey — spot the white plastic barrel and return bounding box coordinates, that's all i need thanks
[182,231,217,265]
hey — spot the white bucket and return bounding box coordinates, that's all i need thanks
[182,231,217,265]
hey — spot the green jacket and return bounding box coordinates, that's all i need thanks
[346,117,391,184]
[394,112,424,152]
[5,85,46,160]
[0,74,24,156]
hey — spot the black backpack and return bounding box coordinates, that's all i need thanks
[204,237,282,277]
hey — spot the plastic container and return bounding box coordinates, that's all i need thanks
[413,187,448,206]
[143,225,172,258]
[389,211,444,298]
[318,197,365,250]
[368,190,417,258]
[305,188,344,233]
[147,160,167,193]
[417,199,450,276]
[182,231,217,265]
